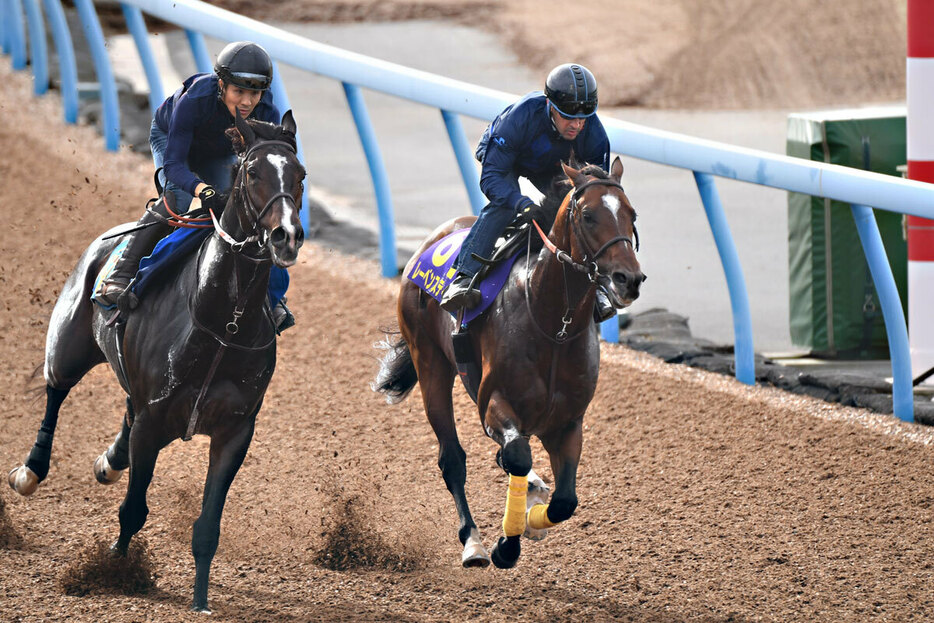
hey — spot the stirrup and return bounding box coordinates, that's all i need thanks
[94,278,130,308]
[274,298,295,333]
[593,288,616,323]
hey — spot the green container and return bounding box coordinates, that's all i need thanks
[787,108,907,359]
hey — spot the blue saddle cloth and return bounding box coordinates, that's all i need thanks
[407,228,521,324]
[133,227,288,306]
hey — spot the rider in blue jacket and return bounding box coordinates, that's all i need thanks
[96,41,294,330]
[439,63,615,321]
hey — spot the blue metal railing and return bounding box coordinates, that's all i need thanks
[4,0,934,421]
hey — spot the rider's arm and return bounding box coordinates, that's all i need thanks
[162,94,205,198]
[479,122,535,213]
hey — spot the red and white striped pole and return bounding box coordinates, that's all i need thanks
[907,0,934,383]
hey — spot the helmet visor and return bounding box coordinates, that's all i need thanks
[552,100,597,119]
[227,71,271,91]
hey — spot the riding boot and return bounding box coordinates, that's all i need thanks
[440,273,482,313]
[593,285,616,323]
[96,208,172,309]
[273,297,295,333]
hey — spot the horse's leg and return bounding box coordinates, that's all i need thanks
[113,417,168,555]
[10,260,105,496]
[528,422,583,532]
[191,417,256,613]
[413,341,489,567]
[94,397,133,484]
[8,385,70,495]
[488,405,533,569]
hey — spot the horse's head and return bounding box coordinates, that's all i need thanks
[557,157,645,307]
[228,110,306,267]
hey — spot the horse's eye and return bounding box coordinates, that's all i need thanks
[247,167,258,177]
[582,210,597,224]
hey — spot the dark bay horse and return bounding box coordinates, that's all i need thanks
[8,111,305,612]
[375,158,644,568]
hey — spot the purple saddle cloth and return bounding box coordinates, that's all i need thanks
[407,228,521,324]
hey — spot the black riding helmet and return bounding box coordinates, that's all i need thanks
[214,41,273,91]
[544,63,598,118]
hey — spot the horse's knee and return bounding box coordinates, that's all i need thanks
[547,494,578,524]
[501,438,531,477]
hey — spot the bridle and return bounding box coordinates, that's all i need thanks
[527,177,639,343]
[209,138,302,254]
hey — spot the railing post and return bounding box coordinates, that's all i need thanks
[268,62,312,235]
[850,203,914,421]
[120,3,163,114]
[440,109,484,215]
[693,171,755,384]
[342,82,397,277]
[7,0,27,69]
[185,29,211,73]
[41,0,79,123]
[22,0,48,94]
[73,0,120,150]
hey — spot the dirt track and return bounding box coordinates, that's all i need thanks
[3,41,934,623]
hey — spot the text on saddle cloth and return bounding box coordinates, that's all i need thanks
[406,227,522,325]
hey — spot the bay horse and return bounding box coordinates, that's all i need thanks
[375,157,644,568]
[8,111,305,612]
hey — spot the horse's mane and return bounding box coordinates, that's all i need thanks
[225,118,298,154]
[534,163,609,233]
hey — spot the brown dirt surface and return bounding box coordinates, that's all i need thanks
[201,0,907,109]
[3,58,934,622]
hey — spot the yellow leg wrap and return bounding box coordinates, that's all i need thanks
[502,474,528,537]
[527,504,558,530]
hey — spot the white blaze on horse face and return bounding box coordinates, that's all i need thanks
[602,193,621,217]
[266,153,297,235]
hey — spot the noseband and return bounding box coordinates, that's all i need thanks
[211,139,301,253]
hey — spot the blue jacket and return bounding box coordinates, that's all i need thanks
[475,92,610,212]
[154,73,280,196]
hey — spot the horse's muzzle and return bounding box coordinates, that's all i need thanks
[269,225,304,267]
[609,270,646,306]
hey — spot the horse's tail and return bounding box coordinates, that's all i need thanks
[372,330,418,404]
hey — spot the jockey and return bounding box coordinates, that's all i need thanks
[439,63,616,322]
[96,41,295,331]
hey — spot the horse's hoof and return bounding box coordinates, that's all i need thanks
[461,533,491,568]
[93,453,123,485]
[190,605,212,615]
[523,525,548,541]
[8,465,39,496]
[490,536,520,569]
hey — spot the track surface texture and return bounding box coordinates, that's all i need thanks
[2,3,931,618]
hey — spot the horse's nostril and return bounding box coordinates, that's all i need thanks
[641,273,647,283]
[295,227,305,245]
[270,227,287,246]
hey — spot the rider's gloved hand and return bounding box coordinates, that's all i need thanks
[198,185,220,212]
[514,199,536,227]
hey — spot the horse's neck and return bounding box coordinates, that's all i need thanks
[190,204,271,331]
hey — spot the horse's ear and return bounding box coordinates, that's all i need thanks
[610,156,624,183]
[568,147,582,169]
[280,109,297,134]
[561,161,587,187]
[233,110,256,149]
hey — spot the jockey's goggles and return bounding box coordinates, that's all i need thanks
[227,72,271,91]
[550,100,597,119]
